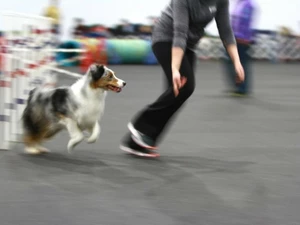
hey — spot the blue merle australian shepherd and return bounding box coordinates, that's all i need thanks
[21,64,126,154]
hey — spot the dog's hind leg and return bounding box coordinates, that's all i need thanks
[25,145,50,154]
[25,145,41,155]
[23,127,51,155]
[36,145,51,153]
[86,122,100,143]
[61,117,84,153]
[23,135,43,155]
[24,139,50,154]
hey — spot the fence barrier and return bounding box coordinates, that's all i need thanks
[197,30,300,62]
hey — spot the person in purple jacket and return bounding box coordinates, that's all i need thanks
[224,0,256,96]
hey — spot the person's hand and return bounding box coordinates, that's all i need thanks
[234,61,245,84]
[172,68,187,97]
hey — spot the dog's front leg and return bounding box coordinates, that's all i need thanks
[63,118,84,153]
[86,122,100,143]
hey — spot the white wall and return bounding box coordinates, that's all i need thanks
[1,0,299,40]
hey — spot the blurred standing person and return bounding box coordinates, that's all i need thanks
[44,0,61,45]
[223,0,256,96]
[119,0,245,158]
[72,18,86,38]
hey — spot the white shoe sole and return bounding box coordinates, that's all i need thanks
[127,122,157,150]
[120,145,159,158]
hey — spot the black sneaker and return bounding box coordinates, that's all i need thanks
[120,134,160,158]
[127,122,157,150]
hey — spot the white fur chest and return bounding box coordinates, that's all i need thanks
[71,78,107,128]
[80,96,105,120]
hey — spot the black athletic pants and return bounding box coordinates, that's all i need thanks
[131,42,196,144]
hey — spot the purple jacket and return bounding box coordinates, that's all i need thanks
[231,0,256,42]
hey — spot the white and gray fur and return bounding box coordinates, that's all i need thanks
[22,64,126,154]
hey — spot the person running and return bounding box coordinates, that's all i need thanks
[120,0,245,158]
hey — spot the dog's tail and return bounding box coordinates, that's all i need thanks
[21,87,46,137]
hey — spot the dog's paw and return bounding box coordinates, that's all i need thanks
[38,146,51,153]
[25,147,42,155]
[67,142,75,153]
[67,136,84,153]
[86,136,98,143]
[67,146,73,154]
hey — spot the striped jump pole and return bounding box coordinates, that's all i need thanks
[0,11,85,151]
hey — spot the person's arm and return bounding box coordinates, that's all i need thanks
[215,0,244,82]
[215,0,240,65]
[226,44,240,66]
[171,0,190,72]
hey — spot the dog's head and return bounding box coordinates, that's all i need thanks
[88,64,126,93]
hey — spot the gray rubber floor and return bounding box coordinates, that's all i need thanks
[1,61,300,225]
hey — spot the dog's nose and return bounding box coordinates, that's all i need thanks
[123,82,126,86]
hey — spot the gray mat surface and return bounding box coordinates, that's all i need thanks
[1,61,300,225]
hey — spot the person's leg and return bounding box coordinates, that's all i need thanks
[186,48,197,71]
[235,43,251,95]
[132,42,195,142]
[121,42,195,151]
[150,47,197,145]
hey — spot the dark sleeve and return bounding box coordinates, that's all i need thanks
[172,0,190,50]
[215,0,236,46]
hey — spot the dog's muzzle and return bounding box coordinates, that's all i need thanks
[108,81,126,93]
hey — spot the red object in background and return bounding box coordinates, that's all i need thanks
[91,25,107,33]
[96,38,107,65]
[79,38,107,73]
[0,37,5,74]
[80,48,93,73]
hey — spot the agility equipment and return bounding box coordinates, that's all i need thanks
[106,39,157,64]
[56,38,158,67]
[56,40,83,67]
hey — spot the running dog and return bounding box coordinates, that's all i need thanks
[21,64,126,154]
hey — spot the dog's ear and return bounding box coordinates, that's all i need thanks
[90,64,105,81]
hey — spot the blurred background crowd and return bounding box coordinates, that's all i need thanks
[0,0,298,97]
[38,0,299,41]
